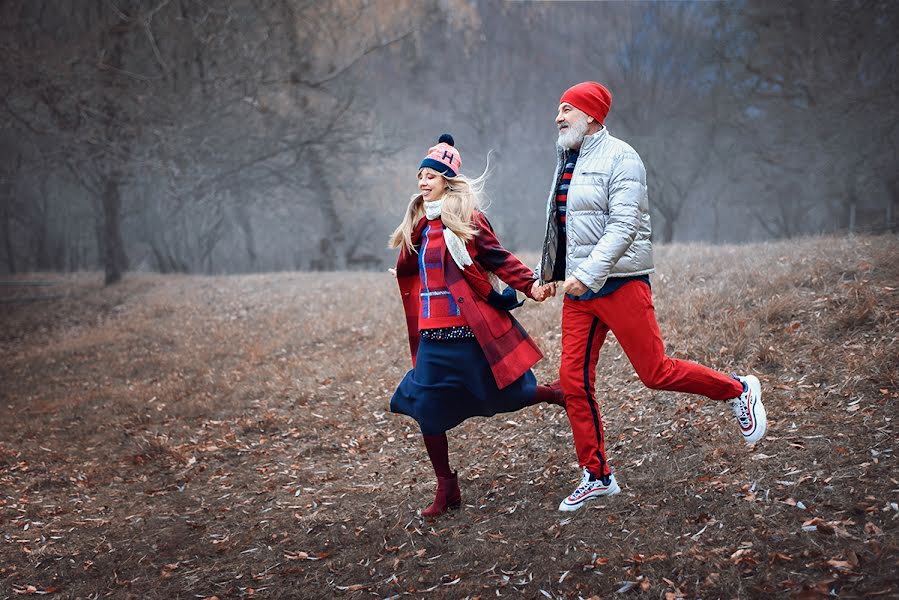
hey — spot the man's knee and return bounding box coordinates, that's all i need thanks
[637,360,671,390]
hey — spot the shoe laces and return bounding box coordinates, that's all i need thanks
[731,395,751,428]
[571,468,599,495]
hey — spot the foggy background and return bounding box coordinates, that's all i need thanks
[2,0,897,284]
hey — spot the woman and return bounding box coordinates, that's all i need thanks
[389,134,562,518]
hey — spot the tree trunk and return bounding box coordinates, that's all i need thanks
[887,198,895,233]
[887,177,898,233]
[2,156,19,274]
[99,15,129,285]
[1,201,14,274]
[307,149,345,270]
[233,204,258,269]
[102,173,128,284]
[33,208,51,270]
[198,208,225,274]
[661,217,674,244]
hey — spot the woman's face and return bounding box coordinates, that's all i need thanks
[418,168,447,201]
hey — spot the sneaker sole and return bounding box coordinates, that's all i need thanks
[558,481,621,512]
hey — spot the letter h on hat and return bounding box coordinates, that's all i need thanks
[420,133,461,178]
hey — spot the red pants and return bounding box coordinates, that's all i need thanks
[560,280,743,478]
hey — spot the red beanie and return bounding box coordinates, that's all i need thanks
[560,82,612,125]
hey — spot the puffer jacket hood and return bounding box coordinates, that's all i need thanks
[537,127,654,291]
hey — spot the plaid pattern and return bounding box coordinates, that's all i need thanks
[418,220,467,329]
[396,211,543,389]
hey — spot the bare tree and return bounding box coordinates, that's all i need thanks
[2,0,896,278]
[1,0,456,277]
[594,3,740,243]
[719,0,899,236]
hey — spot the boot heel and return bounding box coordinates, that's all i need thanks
[421,473,462,518]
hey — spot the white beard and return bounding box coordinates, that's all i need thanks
[557,113,589,149]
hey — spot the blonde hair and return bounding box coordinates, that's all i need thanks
[389,162,491,253]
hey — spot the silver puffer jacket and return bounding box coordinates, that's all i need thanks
[536,127,654,291]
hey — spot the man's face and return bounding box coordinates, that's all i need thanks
[556,103,591,150]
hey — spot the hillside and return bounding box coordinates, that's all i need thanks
[1,236,897,599]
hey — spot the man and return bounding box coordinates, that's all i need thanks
[530,81,767,512]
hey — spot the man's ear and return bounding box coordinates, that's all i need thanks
[586,115,595,124]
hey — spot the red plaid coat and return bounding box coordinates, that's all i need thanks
[396,211,543,389]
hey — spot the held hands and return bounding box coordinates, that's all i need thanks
[530,277,587,301]
[530,280,557,302]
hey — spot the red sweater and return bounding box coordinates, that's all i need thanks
[418,220,468,329]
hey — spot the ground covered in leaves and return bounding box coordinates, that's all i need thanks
[1,235,898,599]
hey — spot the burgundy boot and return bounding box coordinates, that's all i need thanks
[421,472,461,518]
[535,379,566,408]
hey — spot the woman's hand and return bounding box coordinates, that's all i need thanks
[531,281,556,302]
[388,268,397,278]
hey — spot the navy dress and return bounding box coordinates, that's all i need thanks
[391,336,537,435]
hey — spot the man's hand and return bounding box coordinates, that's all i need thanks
[562,276,588,296]
[531,281,557,302]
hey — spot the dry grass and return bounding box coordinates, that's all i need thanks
[1,235,897,599]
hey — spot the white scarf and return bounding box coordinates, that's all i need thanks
[424,199,505,293]
[424,199,472,270]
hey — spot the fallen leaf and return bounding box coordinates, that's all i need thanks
[771,552,794,563]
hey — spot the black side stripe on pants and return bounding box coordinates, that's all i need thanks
[584,317,606,478]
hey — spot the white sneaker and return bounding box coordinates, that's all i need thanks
[730,375,767,444]
[558,467,620,512]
